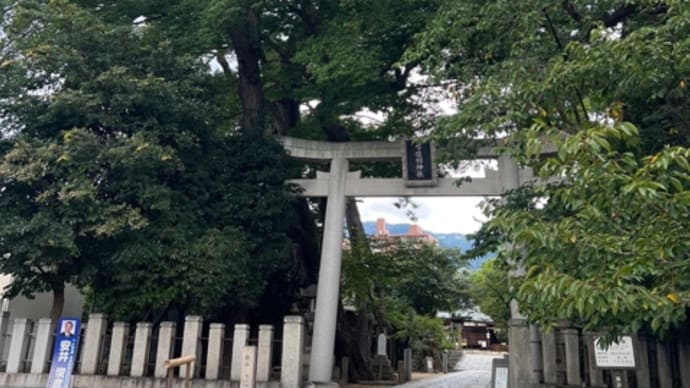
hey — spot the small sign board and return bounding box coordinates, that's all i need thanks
[491,357,509,388]
[46,317,81,388]
[376,334,387,356]
[402,140,437,187]
[594,336,636,368]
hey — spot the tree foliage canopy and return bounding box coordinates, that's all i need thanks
[424,0,690,337]
[1,0,300,321]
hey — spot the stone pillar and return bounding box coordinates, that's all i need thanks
[528,325,543,384]
[679,337,690,388]
[0,310,10,364]
[498,154,520,190]
[80,313,107,375]
[309,157,349,384]
[403,348,412,382]
[281,316,305,388]
[508,319,531,388]
[130,322,152,377]
[240,345,257,388]
[499,155,531,388]
[154,322,176,378]
[656,341,672,388]
[585,333,604,387]
[562,328,581,386]
[30,318,54,374]
[7,318,31,373]
[206,323,225,380]
[341,357,350,384]
[231,324,250,381]
[107,322,128,376]
[634,336,650,388]
[256,324,273,382]
[541,330,558,384]
[179,315,202,378]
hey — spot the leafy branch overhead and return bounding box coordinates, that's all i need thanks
[435,0,690,337]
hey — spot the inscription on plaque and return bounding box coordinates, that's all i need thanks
[240,345,257,388]
[594,336,635,368]
[403,140,436,187]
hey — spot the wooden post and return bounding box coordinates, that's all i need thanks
[164,355,196,388]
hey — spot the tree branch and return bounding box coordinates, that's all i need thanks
[215,50,233,77]
[561,0,582,23]
[602,4,636,28]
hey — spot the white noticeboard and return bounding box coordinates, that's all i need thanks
[493,367,508,388]
[594,336,636,368]
[377,334,387,356]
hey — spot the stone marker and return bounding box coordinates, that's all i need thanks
[403,348,412,381]
[232,324,250,381]
[240,345,257,388]
[377,334,387,357]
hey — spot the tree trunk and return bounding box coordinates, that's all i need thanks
[228,4,265,134]
[336,306,375,382]
[49,285,65,323]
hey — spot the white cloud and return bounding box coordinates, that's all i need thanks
[356,196,491,235]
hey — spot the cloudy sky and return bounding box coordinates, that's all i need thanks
[357,196,490,235]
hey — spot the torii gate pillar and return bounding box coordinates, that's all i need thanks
[310,157,349,385]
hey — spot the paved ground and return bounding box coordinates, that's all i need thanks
[392,350,505,388]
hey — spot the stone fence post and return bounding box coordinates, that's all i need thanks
[107,322,128,376]
[131,322,152,377]
[232,324,250,381]
[281,316,304,388]
[154,322,176,378]
[206,323,225,380]
[30,318,54,374]
[179,316,203,378]
[80,313,107,375]
[6,318,31,373]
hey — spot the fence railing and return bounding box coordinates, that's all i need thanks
[0,312,306,388]
[529,324,690,388]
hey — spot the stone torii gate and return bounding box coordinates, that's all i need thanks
[279,136,550,387]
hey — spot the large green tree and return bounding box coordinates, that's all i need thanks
[2,0,473,380]
[412,0,690,338]
[0,0,301,322]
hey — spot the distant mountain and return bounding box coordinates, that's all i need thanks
[361,221,493,270]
